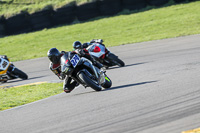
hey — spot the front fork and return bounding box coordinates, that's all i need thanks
[80,57,106,85]
[82,57,99,80]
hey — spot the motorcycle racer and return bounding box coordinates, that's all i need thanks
[74,39,125,68]
[0,55,28,82]
[72,41,104,69]
[47,46,104,93]
[48,48,77,93]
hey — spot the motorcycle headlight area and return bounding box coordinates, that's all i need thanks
[63,67,73,75]
[64,67,69,73]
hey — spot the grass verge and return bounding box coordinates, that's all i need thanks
[0,0,92,17]
[0,83,63,111]
[1,1,200,61]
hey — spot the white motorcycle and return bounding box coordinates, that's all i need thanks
[85,40,125,68]
[0,56,28,83]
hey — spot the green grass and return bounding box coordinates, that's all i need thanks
[1,1,200,61]
[0,83,63,111]
[0,0,94,17]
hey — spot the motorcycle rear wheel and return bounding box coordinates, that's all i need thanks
[78,72,102,91]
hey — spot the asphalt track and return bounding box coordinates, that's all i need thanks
[1,35,200,133]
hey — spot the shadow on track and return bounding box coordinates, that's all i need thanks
[1,75,48,84]
[103,81,157,91]
[28,69,50,74]
[4,79,23,83]
[107,62,147,70]
[27,75,48,80]
[73,90,96,96]
[73,81,157,95]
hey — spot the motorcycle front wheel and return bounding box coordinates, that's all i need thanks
[13,68,28,80]
[107,53,125,67]
[78,72,102,91]
[112,57,125,67]
[102,75,112,89]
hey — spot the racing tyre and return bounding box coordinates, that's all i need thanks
[13,68,28,80]
[107,53,125,67]
[113,58,125,67]
[102,76,112,89]
[79,72,102,91]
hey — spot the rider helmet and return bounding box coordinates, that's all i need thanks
[82,43,90,48]
[47,48,61,64]
[73,41,82,50]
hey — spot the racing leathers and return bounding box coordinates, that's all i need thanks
[73,48,103,69]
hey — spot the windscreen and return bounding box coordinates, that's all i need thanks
[60,53,71,72]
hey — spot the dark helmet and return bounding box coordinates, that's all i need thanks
[47,48,61,64]
[82,43,89,48]
[73,41,82,50]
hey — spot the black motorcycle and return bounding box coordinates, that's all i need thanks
[60,52,112,91]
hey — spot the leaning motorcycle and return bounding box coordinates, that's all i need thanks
[86,42,125,68]
[0,57,28,83]
[61,52,112,91]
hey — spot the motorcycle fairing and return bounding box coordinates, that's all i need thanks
[60,53,70,74]
[0,58,10,75]
[87,43,106,58]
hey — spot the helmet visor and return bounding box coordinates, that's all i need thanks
[49,55,60,64]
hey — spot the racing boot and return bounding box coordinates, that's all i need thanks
[63,79,77,93]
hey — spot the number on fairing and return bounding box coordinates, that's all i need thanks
[0,58,9,70]
[70,54,80,68]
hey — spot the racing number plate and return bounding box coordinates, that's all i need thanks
[0,58,9,71]
[70,54,80,68]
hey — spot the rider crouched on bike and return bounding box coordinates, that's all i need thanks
[47,44,103,93]
[72,41,104,69]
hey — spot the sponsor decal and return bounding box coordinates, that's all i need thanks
[105,77,110,82]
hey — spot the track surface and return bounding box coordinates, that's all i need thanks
[1,35,200,133]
